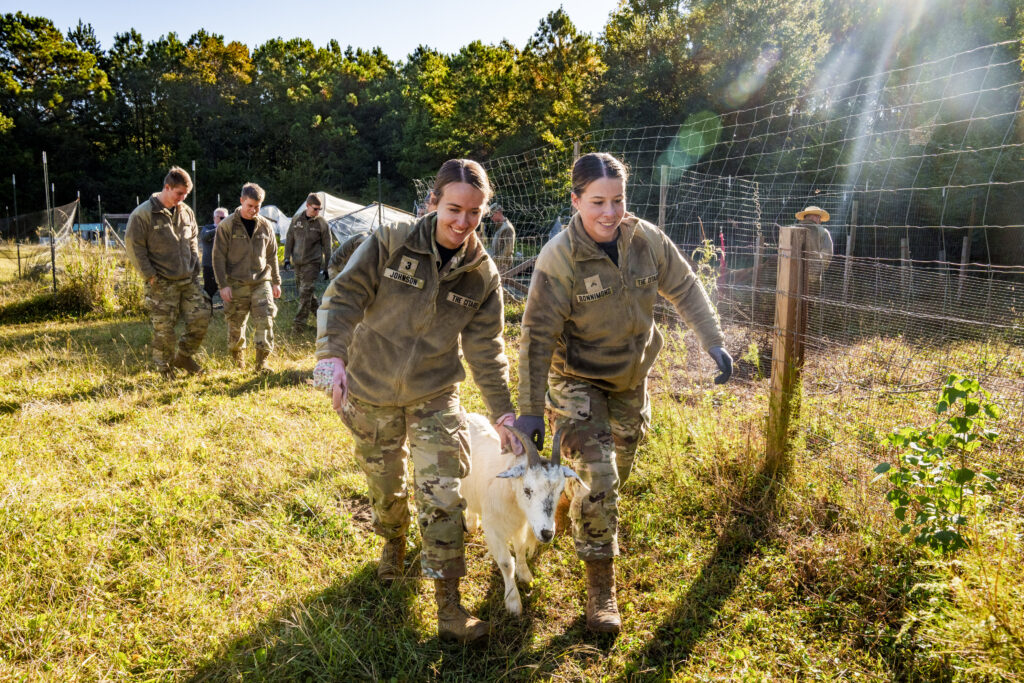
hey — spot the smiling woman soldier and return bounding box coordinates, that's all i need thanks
[514,152,733,634]
[312,159,519,644]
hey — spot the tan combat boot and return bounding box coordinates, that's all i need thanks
[254,348,270,373]
[434,578,489,643]
[377,536,406,584]
[585,558,621,633]
[170,353,203,376]
[231,348,245,370]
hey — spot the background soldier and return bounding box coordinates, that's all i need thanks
[489,203,516,273]
[213,183,282,372]
[200,207,228,302]
[285,193,332,332]
[327,231,370,280]
[125,166,211,377]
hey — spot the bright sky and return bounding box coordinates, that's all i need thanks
[14,0,622,59]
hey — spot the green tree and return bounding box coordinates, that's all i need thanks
[519,9,605,149]
[0,12,110,209]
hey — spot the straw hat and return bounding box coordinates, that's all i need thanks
[796,206,830,222]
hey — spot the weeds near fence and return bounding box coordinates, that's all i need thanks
[874,375,1003,552]
[55,242,144,316]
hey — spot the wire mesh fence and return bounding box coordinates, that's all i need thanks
[0,200,80,278]
[468,39,1024,515]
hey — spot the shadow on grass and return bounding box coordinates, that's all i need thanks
[184,559,558,681]
[627,461,784,676]
[185,563,426,681]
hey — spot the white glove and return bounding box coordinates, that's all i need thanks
[313,357,348,411]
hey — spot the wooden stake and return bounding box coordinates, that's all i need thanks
[658,165,668,229]
[766,225,807,471]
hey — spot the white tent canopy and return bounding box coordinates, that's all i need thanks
[269,192,415,245]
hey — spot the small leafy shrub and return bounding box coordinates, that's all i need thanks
[874,375,1002,552]
[691,239,723,302]
[56,242,144,315]
[740,340,764,379]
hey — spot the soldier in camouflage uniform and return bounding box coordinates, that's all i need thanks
[213,183,282,372]
[515,153,734,634]
[488,203,516,273]
[285,193,332,331]
[326,231,369,280]
[313,159,518,644]
[125,166,211,377]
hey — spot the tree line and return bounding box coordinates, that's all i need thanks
[1,0,1020,224]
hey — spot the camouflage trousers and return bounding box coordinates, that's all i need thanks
[225,281,277,353]
[293,263,321,326]
[144,277,212,372]
[338,390,471,579]
[546,373,651,561]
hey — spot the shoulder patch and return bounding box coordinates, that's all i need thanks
[398,256,419,276]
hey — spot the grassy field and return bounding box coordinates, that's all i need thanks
[0,272,1022,681]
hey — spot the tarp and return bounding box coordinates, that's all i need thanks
[272,192,415,245]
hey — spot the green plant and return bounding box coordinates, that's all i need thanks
[56,243,144,315]
[874,375,1003,552]
[691,238,723,302]
[740,340,763,379]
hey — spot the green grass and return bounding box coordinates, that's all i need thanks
[0,278,1022,680]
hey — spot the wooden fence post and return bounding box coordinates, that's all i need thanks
[766,225,807,471]
[900,238,911,298]
[658,165,668,229]
[751,232,764,321]
[842,200,857,302]
[959,197,976,298]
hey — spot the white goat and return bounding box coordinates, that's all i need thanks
[462,413,586,615]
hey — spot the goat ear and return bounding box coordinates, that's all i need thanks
[496,464,526,479]
[561,466,589,491]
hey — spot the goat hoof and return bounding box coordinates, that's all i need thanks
[505,594,523,616]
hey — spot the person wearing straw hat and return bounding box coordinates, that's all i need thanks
[794,206,834,291]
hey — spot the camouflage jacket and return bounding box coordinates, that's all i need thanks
[316,214,514,421]
[490,221,516,258]
[518,212,725,416]
[327,232,369,280]
[285,212,332,268]
[125,193,201,282]
[213,211,281,288]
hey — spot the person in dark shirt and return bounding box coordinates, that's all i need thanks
[200,207,228,301]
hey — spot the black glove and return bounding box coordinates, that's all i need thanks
[282,259,290,270]
[512,415,545,451]
[322,269,329,281]
[708,346,733,384]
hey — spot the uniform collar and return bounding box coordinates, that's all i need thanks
[405,213,487,274]
[567,212,639,262]
[149,192,177,217]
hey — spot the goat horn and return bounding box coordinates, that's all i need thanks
[550,429,562,467]
[505,426,543,466]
